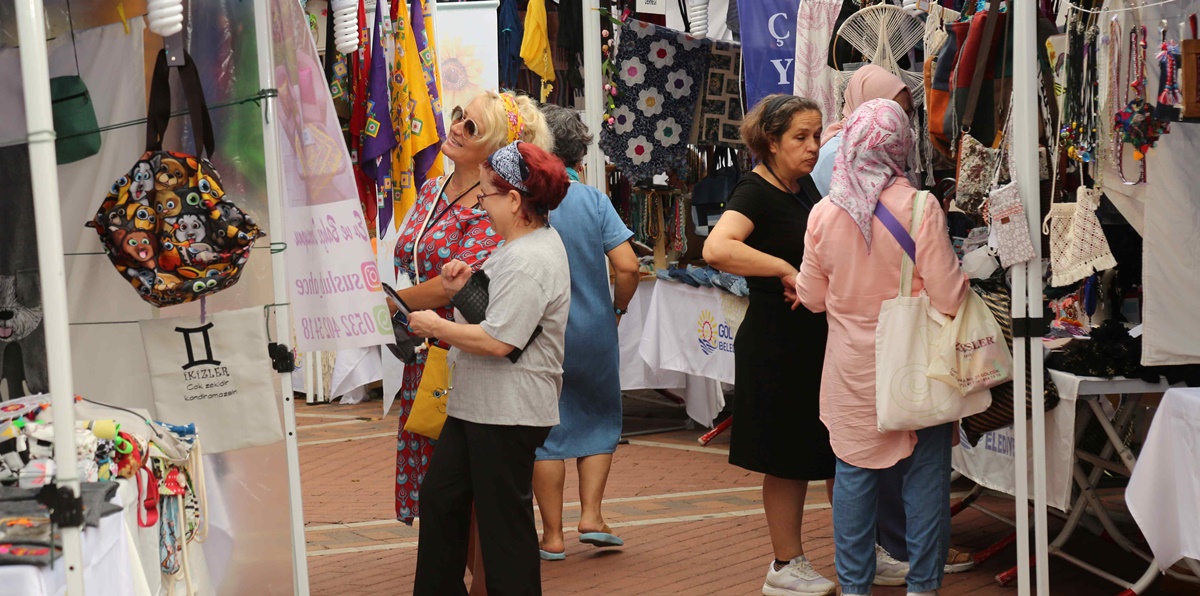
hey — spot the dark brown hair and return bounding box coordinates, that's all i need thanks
[740,94,822,161]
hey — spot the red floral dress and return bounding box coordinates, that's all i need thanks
[393,175,501,523]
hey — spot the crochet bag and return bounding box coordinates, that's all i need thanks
[86,50,262,307]
[1043,186,1116,287]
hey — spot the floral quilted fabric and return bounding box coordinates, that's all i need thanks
[600,20,711,182]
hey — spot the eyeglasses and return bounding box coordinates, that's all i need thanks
[476,190,507,202]
[451,106,483,140]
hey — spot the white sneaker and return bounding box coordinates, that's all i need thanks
[873,544,910,586]
[762,556,837,596]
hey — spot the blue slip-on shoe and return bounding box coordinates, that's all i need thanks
[579,525,625,548]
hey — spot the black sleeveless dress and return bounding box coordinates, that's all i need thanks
[725,172,836,480]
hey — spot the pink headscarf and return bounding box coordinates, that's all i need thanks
[821,65,908,147]
[828,98,914,251]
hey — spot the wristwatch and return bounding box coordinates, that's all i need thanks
[614,306,628,316]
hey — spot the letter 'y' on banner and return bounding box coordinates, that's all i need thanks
[737,0,800,112]
[140,307,284,453]
[636,0,668,15]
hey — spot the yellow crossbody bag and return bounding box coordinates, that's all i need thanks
[404,344,451,439]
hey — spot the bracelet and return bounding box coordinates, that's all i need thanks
[614,306,628,316]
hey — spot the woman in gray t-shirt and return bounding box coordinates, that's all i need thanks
[407,141,571,595]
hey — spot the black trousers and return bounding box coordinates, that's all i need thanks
[414,417,550,596]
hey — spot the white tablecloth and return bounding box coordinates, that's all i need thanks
[0,494,138,596]
[1126,387,1200,570]
[952,370,1174,511]
[620,280,748,427]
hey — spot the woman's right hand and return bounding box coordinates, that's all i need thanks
[440,259,472,298]
[779,265,801,310]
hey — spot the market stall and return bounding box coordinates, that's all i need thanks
[2,0,391,592]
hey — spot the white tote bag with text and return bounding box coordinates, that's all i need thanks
[875,193,991,432]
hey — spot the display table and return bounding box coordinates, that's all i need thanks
[954,370,1185,593]
[617,279,748,427]
[1127,387,1200,571]
[951,370,1173,511]
[0,493,141,596]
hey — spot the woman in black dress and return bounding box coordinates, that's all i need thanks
[703,95,836,596]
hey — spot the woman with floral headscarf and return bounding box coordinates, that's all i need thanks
[796,99,969,596]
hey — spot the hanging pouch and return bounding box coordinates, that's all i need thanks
[954,134,1000,215]
[985,113,1036,268]
[50,76,101,164]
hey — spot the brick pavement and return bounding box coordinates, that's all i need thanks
[298,400,1192,595]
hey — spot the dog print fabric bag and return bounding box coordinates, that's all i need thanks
[87,50,262,307]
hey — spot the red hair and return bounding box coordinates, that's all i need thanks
[482,142,570,222]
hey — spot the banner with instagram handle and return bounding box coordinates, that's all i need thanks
[273,40,392,352]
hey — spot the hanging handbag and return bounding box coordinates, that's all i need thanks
[1043,186,1116,287]
[874,192,992,432]
[404,344,451,439]
[85,50,263,307]
[986,115,1037,268]
[954,134,1001,214]
[929,0,1006,158]
[50,76,101,164]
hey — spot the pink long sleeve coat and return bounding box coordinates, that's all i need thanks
[797,181,969,469]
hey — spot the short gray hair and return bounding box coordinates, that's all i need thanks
[541,104,593,167]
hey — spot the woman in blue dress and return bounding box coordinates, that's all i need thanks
[532,105,641,559]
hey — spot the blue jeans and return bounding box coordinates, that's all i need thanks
[832,423,953,595]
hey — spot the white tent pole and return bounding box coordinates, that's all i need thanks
[14,0,86,591]
[1011,261,1031,596]
[1013,1,1050,593]
[582,0,605,188]
[316,353,326,403]
[252,0,311,593]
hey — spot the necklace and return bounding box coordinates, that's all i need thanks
[1113,25,1168,185]
[445,174,481,207]
[761,162,813,212]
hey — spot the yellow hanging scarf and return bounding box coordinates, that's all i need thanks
[519,0,555,102]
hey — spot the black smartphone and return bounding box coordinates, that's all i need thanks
[381,282,412,317]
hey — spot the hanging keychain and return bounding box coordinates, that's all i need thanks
[1154,20,1183,121]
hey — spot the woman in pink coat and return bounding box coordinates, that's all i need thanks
[796,99,969,596]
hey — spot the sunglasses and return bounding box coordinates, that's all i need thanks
[451,106,483,140]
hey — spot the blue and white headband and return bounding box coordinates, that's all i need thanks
[487,141,529,192]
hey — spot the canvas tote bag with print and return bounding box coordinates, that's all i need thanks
[874,192,992,432]
[139,307,284,454]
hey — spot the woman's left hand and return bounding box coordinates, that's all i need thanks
[407,310,444,338]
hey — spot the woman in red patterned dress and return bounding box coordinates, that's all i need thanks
[390,91,553,525]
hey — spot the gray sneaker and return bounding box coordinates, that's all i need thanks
[873,544,909,587]
[762,556,836,596]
